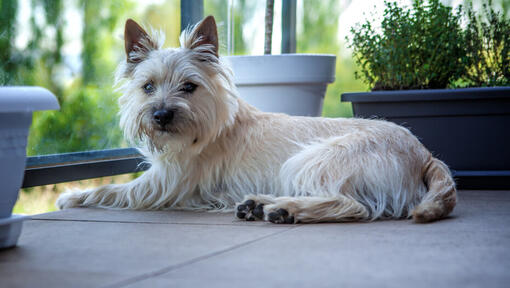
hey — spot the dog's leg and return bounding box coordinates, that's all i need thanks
[56,168,177,210]
[263,195,368,223]
[236,194,368,223]
[56,184,128,210]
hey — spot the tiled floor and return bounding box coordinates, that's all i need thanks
[1,190,509,288]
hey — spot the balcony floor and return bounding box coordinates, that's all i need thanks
[1,190,509,288]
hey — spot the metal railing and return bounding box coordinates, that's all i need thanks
[23,148,148,188]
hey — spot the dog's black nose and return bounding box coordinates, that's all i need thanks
[153,109,174,127]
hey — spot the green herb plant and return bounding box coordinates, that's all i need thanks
[463,0,510,87]
[348,0,509,91]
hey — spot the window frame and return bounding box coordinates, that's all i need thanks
[23,148,148,188]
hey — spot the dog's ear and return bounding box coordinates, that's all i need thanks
[124,19,157,63]
[189,16,219,57]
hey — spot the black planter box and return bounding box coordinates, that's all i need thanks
[341,87,510,189]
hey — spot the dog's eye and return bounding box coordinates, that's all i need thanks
[180,82,197,93]
[143,82,155,94]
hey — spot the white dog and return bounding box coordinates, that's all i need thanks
[57,16,456,224]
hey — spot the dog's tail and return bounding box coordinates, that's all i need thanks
[412,157,457,223]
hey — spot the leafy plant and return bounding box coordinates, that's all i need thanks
[3,0,131,155]
[28,85,123,155]
[463,0,510,87]
[348,0,468,90]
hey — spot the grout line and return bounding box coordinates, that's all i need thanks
[28,217,291,227]
[103,225,302,288]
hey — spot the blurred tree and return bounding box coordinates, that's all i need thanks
[27,0,134,155]
[297,0,340,53]
[40,0,64,98]
[29,85,123,155]
[0,0,19,84]
[82,0,131,85]
[297,0,366,117]
[205,0,256,55]
[1,0,64,98]
[143,0,181,48]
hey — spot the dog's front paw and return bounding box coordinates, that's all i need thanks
[56,190,85,210]
[236,199,265,221]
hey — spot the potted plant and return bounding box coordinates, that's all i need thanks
[0,86,59,248]
[341,0,510,185]
[225,0,336,116]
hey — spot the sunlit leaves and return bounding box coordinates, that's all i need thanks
[347,0,509,90]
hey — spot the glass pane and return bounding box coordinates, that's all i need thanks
[295,0,362,118]
[205,0,267,55]
[1,0,181,156]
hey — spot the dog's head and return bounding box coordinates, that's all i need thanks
[116,16,239,154]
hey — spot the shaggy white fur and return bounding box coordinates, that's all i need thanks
[56,16,456,224]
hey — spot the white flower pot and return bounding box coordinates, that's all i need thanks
[0,87,59,248]
[225,54,336,116]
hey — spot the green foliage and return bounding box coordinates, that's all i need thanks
[8,0,134,155]
[28,85,123,155]
[81,0,132,85]
[297,0,340,53]
[349,0,510,90]
[143,0,181,48]
[297,0,363,117]
[321,55,362,118]
[348,0,468,90]
[205,0,257,55]
[0,0,19,84]
[463,0,510,87]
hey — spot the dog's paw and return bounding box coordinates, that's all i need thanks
[236,199,265,221]
[56,190,85,210]
[265,207,295,224]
